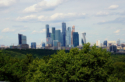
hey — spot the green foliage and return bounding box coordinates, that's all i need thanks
[1,43,125,82]
[26,43,114,82]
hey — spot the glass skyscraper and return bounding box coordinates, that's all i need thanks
[73,32,79,47]
[103,40,107,47]
[55,30,61,43]
[62,22,66,47]
[46,24,50,38]
[18,34,27,45]
[66,27,71,47]
[31,42,36,49]
[18,34,22,45]
[82,32,86,45]
[51,27,55,40]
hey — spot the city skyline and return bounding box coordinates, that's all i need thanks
[0,0,125,46]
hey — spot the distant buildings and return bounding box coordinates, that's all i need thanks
[31,42,36,49]
[107,41,116,46]
[18,33,29,49]
[109,45,117,53]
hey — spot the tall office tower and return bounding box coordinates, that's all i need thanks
[62,22,66,47]
[60,32,63,47]
[117,39,120,46]
[66,27,71,47]
[55,30,61,43]
[51,27,55,40]
[71,25,75,45]
[81,32,86,45]
[18,34,27,45]
[96,40,100,47]
[46,24,50,44]
[73,32,79,47]
[103,40,107,47]
[110,45,117,52]
[49,33,51,38]
[31,42,36,49]
[18,34,22,45]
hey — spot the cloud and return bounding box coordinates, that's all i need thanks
[2,28,15,32]
[16,13,86,22]
[96,11,109,16]
[23,0,69,13]
[16,15,37,21]
[40,29,46,33]
[108,5,119,10]
[97,17,125,24]
[0,0,18,7]
[114,30,120,33]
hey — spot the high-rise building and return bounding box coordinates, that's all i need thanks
[31,42,36,49]
[110,45,117,52]
[46,24,50,37]
[18,34,22,45]
[66,27,71,47]
[73,32,79,47]
[46,24,50,44]
[51,27,55,40]
[18,34,27,45]
[103,40,107,47]
[81,32,86,45]
[46,37,53,46]
[55,30,61,43]
[117,39,120,46]
[62,22,66,47]
[71,25,75,45]
[96,40,100,47]
[60,32,63,47]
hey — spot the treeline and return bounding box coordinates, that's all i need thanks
[4,49,70,58]
[0,43,125,82]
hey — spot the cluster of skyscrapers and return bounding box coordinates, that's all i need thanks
[45,22,86,48]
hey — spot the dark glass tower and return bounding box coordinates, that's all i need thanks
[46,24,50,37]
[103,40,107,47]
[73,32,79,47]
[81,39,84,45]
[52,27,55,40]
[62,22,66,47]
[31,42,36,49]
[18,34,22,45]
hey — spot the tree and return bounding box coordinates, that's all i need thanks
[26,43,114,82]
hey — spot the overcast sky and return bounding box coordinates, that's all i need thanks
[0,0,125,46]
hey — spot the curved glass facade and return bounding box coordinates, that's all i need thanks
[82,32,86,45]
